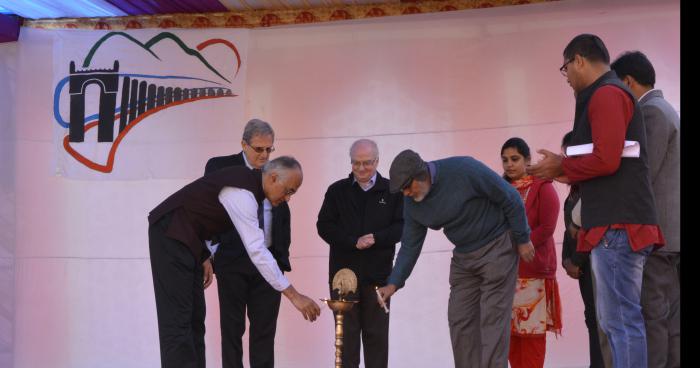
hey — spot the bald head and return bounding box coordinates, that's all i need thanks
[349,139,379,159]
[349,139,379,186]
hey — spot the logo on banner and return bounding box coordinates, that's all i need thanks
[53,32,241,173]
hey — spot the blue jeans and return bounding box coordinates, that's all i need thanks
[591,229,652,368]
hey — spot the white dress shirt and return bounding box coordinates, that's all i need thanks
[207,155,273,255]
[242,153,273,248]
[218,187,290,291]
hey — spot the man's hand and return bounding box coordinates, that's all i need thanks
[517,242,535,263]
[282,285,321,322]
[526,149,564,180]
[202,258,214,289]
[376,284,397,304]
[356,234,376,250]
[562,258,582,279]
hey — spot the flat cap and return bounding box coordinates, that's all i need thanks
[389,149,426,193]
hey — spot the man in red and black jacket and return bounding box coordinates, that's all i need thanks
[528,34,664,368]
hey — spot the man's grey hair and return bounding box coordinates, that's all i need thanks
[349,138,379,158]
[262,156,302,180]
[242,119,275,143]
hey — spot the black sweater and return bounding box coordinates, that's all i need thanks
[317,172,403,286]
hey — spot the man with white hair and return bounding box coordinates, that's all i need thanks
[317,139,403,368]
[148,156,321,368]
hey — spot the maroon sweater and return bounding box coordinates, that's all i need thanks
[518,178,560,279]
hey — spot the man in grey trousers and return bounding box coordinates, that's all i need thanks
[377,150,534,367]
[611,51,680,368]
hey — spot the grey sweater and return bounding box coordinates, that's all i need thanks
[387,156,530,288]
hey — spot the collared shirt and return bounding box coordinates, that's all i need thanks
[242,153,273,248]
[218,187,290,291]
[353,172,377,191]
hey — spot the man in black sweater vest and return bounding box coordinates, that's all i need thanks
[148,156,320,368]
[528,34,663,368]
[205,119,293,368]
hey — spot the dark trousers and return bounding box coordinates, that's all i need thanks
[641,252,681,368]
[331,284,390,368]
[216,255,282,368]
[149,214,206,368]
[579,261,605,368]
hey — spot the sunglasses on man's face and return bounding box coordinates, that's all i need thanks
[247,144,275,154]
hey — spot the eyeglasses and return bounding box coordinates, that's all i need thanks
[559,58,574,77]
[351,158,377,168]
[247,144,275,154]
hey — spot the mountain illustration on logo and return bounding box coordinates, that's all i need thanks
[54,31,242,173]
[82,31,241,82]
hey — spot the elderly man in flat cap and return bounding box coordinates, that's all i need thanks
[377,150,534,368]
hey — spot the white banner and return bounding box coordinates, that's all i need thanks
[51,28,249,179]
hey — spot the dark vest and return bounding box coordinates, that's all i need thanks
[148,166,264,260]
[570,70,658,229]
[205,153,292,272]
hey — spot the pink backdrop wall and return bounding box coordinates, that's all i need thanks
[1,0,679,367]
[0,35,17,368]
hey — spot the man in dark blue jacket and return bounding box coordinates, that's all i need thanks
[205,119,292,368]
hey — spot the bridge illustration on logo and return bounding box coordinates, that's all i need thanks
[56,32,241,173]
[69,60,119,143]
[68,60,233,144]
